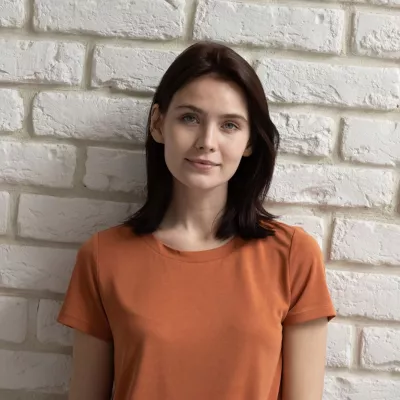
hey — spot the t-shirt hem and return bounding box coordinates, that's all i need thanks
[57,312,113,342]
[283,305,336,326]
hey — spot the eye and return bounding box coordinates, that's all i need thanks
[223,122,239,131]
[180,114,199,124]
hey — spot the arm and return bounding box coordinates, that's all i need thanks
[282,318,328,400]
[68,330,114,400]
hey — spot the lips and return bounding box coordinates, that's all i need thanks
[186,158,219,166]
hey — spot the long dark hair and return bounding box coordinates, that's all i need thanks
[125,41,280,240]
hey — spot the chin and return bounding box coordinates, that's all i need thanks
[176,175,226,192]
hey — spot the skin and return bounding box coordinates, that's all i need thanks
[68,74,329,400]
[149,74,252,250]
[68,331,113,400]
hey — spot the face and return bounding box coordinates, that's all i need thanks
[150,75,251,192]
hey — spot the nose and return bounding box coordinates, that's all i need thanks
[195,123,217,152]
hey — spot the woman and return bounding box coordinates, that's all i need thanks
[58,41,336,400]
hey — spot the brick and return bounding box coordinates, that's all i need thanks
[0,391,65,400]
[324,376,400,400]
[354,12,400,59]
[0,0,25,27]
[0,297,28,343]
[0,142,76,188]
[18,194,139,243]
[271,112,334,156]
[93,46,178,93]
[0,350,70,392]
[0,245,75,293]
[327,270,400,321]
[85,148,146,193]
[331,219,400,266]
[256,58,400,110]
[0,90,24,133]
[195,1,343,54]
[268,164,394,208]
[325,1,400,6]
[37,300,73,346]
[33,92,148,143]
[327,0,400,3]
[361,327,400,372]
[0,192,9,234]
[326,323,352,368]
[347,0,400,4]
[34,0,184,39]
[342,117,400,166]
[277,216,324,248]
[0,39,84,85]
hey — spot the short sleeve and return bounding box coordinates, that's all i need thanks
[57,233,112,342]
[283,228,336,326]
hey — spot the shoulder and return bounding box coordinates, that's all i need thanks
[74,225,149,284]
[257,219,321,259]
[265,222,325,282]
[97,224,136,244]
[77,224,140,258]
[262,219,317,247]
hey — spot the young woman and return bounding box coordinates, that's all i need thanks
[58,41,336,400]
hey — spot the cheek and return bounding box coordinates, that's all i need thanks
[162,132,188,176]
[163,122,193,152]
[223,139,249,164]
[163,143,179,173]
[164,135,185,163]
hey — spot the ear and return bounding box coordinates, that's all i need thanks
[243,144,252,157]
[150,104,164,144]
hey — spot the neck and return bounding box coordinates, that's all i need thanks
[161,181,228,240]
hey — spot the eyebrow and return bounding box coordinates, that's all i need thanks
[175,104,248,123]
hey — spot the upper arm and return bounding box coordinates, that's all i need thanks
[58,234,113,342]
[283,228,336,326]
[282,318,328,400]
[281,228,335,399]
[57,235,114,398]
[68,330,114,400]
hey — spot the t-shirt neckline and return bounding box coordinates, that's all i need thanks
[143,233,240,262]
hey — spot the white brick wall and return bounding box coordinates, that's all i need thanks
[85,148,146,193]
[361,327,400,371]
[0,142,76,188]
[0,0,25,28]
[37,300,74,346]
[34,0,185,39]
[17,195,138,242]
[257,59,400,109]
[327,271,400,321]
[0,39,85,85]
[0,350,71,392]
[269,164,394,207]
[93,47,179,92]
[331,219,400,265]
[271,112,334,157]
[32,91,149,142]
[0,244,76,292]
[0,0,399,397]
[0,297,28,343]
[354,13,400,59]
[342,117,400,166]
[324,376,400,399]
[0,192,9,234]
[0,90,24,132]
[326,323,352,368]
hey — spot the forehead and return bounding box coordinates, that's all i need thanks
[170,75,248,116]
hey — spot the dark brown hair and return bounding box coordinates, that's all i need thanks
[125,41,280,240]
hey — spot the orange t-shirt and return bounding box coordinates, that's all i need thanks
[58,221,336,400]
